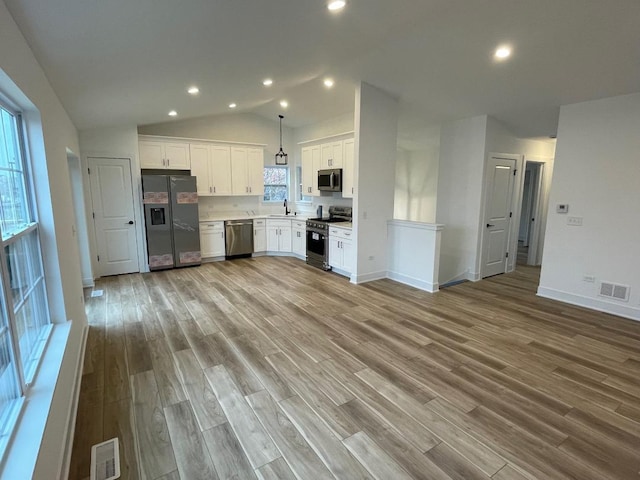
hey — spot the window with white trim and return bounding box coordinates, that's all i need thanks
[0,103,51,453]
[263,166,288,202]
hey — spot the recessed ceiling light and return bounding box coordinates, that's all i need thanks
[263,78,273,86]
[229,103,237,109]
[187,86,199,95]
[328,0,346,11]
[324,78,335,88]
[280,100,288,108]
[168,110,177,117]
[494,45,512,60]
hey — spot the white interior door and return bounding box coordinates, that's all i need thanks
[89,157,139,276]
[481,156,517,278]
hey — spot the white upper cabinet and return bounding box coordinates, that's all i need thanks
[321,141,343,169]
[231,147,264,196]
[247,148,265,197]
[301,145,321,197]
[211,145,233,195]
[190,144,232,196]
[342,138,355,198]
[190,144,212,195]
[140,140,190,169]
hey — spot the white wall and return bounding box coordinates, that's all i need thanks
[394,142,439,223]
[0,0,86,476]
[353,82,398,283]
[538,93,640,321]
[436,115,488,284]
[293,112,354,144]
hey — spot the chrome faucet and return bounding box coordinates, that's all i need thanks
[283,199,291,216]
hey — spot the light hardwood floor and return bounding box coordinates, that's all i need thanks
[69,257,640,480]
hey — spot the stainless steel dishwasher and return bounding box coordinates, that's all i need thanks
[224,219,254,257]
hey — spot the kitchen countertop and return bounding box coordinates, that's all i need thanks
[199,213,310,222]
[329,222,352,229]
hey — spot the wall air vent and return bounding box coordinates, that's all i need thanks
[90,437,120,480]
[599,282,630,302]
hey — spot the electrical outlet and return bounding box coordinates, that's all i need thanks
[583,275,596,283]
[567,216,583,226]
[368,255,374,261]
[362,211,368,219]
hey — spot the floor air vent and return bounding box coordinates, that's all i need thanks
[91,437,120,480]
[599,282,630,302]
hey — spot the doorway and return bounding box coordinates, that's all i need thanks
[517,162,545,266]
[480,154,519,278]
[88,157,140,276]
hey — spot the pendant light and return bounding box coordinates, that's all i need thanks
[275,114,288,165]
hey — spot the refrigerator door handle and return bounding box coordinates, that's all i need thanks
[127,220,134,225]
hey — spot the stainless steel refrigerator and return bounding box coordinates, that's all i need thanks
[142,175,201,270]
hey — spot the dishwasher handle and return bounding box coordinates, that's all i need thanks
[225,221,253,226]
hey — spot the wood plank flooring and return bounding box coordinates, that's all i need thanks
[69,257,640,479]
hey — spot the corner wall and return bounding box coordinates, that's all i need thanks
[436,115,488,284]
[394,129,440,223]
[353,82,399,282]
[538,93,640,321]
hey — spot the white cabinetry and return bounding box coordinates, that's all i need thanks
[231,147,264,196]
[329,226,353,275]
[253,219,266,253]
[200,221,225,258]
[266,219,292,253]
[139,140,190,169]
[301,145,321,196]
[342,138,355,198]
[291,220,306,257]
[321,141,343,169]
[190,144,233,196]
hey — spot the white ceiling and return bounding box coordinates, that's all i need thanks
[4,0,640,138]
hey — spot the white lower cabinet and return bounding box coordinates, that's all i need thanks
[266,219,292,253]
[328,226,353,274]
[200,221,225,258]
[253,219,266,253]
[291,220,306,257]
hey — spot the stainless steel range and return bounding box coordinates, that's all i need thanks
[306,206,352,270]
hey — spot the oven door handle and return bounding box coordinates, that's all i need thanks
[330,172,334,189]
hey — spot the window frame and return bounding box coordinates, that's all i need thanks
[0,99,52,458]
[262,165,289,203]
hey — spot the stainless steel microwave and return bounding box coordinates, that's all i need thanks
[318,168,342,192]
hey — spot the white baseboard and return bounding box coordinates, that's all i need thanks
[58,324,89,480]
[387,271,439,293]
[82,277,94,288]
[468,270,481,282]
[352,270,387,284]
[537,286,640,322]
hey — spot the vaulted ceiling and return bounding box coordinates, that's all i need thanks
[4,0,640,138]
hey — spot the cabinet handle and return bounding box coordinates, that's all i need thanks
[209,186,212,193]
[249,186,252,193]
[162,159,165,167]
[167,159,170,167]
[352,187,354,194]
[213,186,216,193]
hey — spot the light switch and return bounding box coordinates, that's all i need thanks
[567,216,583,226]
[557,204,569,214]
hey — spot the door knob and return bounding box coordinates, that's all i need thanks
[128,220,134,225]
[486,223,495,228]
